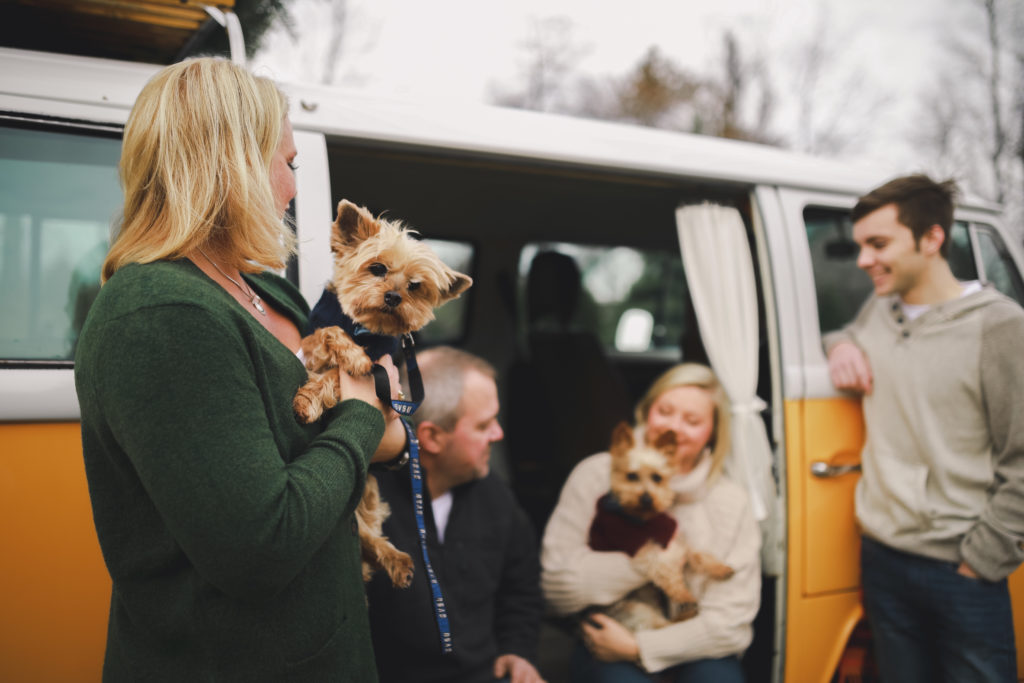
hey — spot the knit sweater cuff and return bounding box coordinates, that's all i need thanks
[822,327,855,355]
[960,518,1024,582]
[635,620,751,673]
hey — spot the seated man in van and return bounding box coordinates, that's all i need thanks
[365,346,546,683]
[825,174,1024,683]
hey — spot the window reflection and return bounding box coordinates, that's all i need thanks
[0,126,120,361]
[517,242,689,353]
[975,226,1024,306]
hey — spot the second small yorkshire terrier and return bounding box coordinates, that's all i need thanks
[294,199,472,588]
[586,422,734,631]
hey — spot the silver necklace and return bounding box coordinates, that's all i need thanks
[199,249,267,315]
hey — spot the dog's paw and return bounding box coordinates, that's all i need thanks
[671,601,700,622]
[338,348,374,377]
[688,551,735,581]
[662,581,697,606]
[293,390,322,423]
[629,540,664,573]
[708,565,735,581]
[385,551,415,588]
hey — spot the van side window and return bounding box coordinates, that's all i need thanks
[416,238,474,345]
[0,125,121,362]
[805,208,979,333]
[947,221,979,282]
[804,207,872,333]
[516,242,690,354]
[975,224,1024,306]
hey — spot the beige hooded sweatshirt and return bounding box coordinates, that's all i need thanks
[824,285,1024,581]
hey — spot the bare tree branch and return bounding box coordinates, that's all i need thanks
[984,0,1006,202]
[321,0,348,86]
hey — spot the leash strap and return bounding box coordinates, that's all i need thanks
[370,334,423,416]
[403,417,454,654]
[370,336,451,653]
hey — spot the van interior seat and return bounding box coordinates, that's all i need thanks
[504,250,634,535]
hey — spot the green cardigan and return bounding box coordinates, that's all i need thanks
[75,259,385,682]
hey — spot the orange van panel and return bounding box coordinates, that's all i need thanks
[784,398,864,683]
[1011,566,1024,681]
[0,422,107,683]
[799,398,864,595]
[786,398,1024,682]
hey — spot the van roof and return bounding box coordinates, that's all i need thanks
[0,0,232,64]
[0,46,1000,212]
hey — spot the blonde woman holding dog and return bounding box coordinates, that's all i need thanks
[75,57,405,682]
[541,363,761,683]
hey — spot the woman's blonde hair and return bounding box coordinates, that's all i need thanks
[102,57,294,282]
[634,362,732,479]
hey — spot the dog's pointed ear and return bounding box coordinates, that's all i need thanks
[609,422,634,459]
[653,430,677,456]
[438,268,473,303]
[330,200,380,253]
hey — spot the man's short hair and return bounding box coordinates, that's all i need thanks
[411,346,496,431]
[851,174,959,257]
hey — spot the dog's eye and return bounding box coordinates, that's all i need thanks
[626,472,639,482]
[408,281,421,292]
[651,473,663,484]
[368,263,387,277]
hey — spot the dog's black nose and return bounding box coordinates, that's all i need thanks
[639,493,652,508]
[384,291,402,307]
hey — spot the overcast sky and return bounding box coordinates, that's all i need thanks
[251,0,972,176]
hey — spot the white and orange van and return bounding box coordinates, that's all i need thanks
[2,44,1024,683]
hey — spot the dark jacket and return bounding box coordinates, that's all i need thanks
[365,468,542,683]
[75,260,384,682]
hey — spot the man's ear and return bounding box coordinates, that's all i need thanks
[920,224,946,256]
[416,421,447,456]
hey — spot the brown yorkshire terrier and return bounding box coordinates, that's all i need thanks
[587,422,734,631]
[294,199,472,587]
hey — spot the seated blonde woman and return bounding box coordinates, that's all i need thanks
[541,363,761,683]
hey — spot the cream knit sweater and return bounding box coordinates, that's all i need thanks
[541,452,761,673]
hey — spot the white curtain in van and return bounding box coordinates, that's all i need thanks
[676,203,775,522]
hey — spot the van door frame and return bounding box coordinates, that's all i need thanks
[769,186,866,683]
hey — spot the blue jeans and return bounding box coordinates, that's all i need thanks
[860,536,1017,683]
[569,641,745,683]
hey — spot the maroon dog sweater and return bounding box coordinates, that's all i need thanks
[588,493,677,557]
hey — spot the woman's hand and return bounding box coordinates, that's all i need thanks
[333,355,406,463]
[581,612,640,664]
[367,355,408,463]
[335,360,389,412]
[333,354,402,415]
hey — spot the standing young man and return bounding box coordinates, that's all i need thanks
[365,346,546,683]
[825,175,1024,682]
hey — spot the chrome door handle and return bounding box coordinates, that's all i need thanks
[810,461,862,478]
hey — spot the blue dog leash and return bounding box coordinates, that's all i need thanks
[404,419,454,653]
[371,335,454,654]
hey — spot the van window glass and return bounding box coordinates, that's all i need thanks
[805,210,979,333]
[975,225,1024,306]
[804,207,873,333]
[517,242,689,354]
[416,238,474,345]
[0,125,121,361]
[947,221,978,282]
